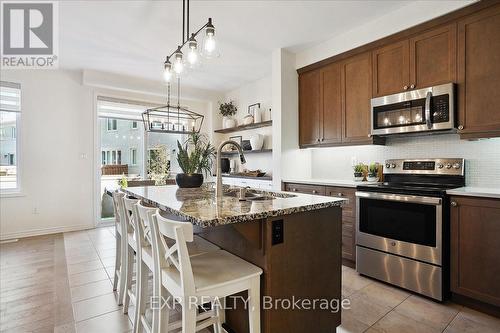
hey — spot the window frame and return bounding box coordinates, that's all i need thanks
[130,148,138,166]
[106,118,117,131]
[0,81,21,196]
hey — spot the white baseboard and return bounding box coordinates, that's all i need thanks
[0,224,95,241]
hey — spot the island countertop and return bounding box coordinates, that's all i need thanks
[124,185,346,228]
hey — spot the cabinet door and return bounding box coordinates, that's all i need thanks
[457,5,500,138]
[410,24,457,89]
[372,40,410,97]
[320,63,342,144]
[299,70,321,146]
[342,52,373,143]
[450,196,500,306]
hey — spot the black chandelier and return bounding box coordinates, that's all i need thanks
[142,0,217,134]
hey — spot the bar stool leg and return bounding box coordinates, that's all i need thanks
[123,244,134,313]
[247,278,261,333]
[113,232,121,291]
[182,301,197,333]
[117,236,127,306]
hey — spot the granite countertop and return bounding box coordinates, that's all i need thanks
[283,178,366,188]
[124,184,346,228]
[446,187,500,199]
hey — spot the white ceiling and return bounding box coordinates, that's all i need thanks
[60,0,415,92]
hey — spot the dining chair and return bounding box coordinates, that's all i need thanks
[111,191,128,306]
[150,210,263,333]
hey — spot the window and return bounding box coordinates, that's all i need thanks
[106,119,117,131]
[0,82,21,193]
[130,148,137,165]
[131,121,138,130]
[101,149,122,165]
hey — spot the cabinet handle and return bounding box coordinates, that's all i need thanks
[451,201,458,207]
[312,190,318,194]
[316,138,320,143]
[458,125,464,130]
[337,193,344,197]
[410,84,415,89]
[403,85,408,90]
[367,133,372,138]
[292,188,298,192]
[321,138,324,142]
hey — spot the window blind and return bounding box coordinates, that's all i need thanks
[0,82,21,113]
[97,96,161,121]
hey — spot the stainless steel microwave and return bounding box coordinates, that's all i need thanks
[371,83,455,136]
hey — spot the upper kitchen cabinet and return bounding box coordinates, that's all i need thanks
[320,63,343,145]
[372,24,457,97]
[342,52,373,143]
[457,5,500,139]
[410,24,457,89]
[372,40,410,97]
[299,69,321,146]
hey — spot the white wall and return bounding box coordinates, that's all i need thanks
[0,69,217,240]
[295,0,474,69]
[311,134,500,188]
[0,70,94,239]
[217,76,273,174]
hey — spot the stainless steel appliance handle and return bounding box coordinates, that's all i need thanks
[425,91,432,129]
[356,191,442,205]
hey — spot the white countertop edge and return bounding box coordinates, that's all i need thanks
[446,187,500,199]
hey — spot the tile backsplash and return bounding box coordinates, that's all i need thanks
[311,134,500,187]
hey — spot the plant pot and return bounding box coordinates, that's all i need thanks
[175,173,204,188]
[367,173,379,182]
[353,172,364,182]
[223,117,236,129]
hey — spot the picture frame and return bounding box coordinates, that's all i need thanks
[228,135,242,151]
[248,103,261,116]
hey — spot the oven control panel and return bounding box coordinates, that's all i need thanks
[384,158,464,176]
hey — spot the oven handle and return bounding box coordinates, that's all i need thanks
[356,191,442,205]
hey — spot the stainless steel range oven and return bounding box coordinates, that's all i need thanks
[355,158,465,301]
[371,83,455,136]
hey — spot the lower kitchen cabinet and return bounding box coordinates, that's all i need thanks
[450,196,500,308]
[283,182,357,264]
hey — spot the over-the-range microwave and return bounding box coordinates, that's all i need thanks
[371,83,455,136]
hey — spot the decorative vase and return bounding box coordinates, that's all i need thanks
[353,172,364,182]
[250,134,264,150]
[243,114,254,125]
[175,173,204,188]
[223,116,236,129]
[253,107,262,123]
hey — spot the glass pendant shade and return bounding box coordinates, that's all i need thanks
[187,37,199,67]
[163,59,173,82]
[173,49,184,74]
[201,24,220,58]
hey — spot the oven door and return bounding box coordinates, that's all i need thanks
[356,191,442,265]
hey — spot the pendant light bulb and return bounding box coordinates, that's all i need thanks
[163,57,172,82]
[202,18,219,58]
[173,48,184,74]
[187,35,199,66]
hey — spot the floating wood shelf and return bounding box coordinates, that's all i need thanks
[214,120,272,134]
[221,149,272,156]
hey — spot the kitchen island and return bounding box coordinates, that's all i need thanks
[124,184,346,333]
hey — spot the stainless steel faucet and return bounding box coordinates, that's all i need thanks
[215,140,246,198]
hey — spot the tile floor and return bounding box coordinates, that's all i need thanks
[1,226,500,333]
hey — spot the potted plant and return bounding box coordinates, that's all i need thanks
[367,163,380,182]
[176,133,215,188]
[219,101,237,129]
[353,163,366,182]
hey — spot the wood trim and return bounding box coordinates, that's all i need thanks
[451,293,500,319]
[297,0,500,74]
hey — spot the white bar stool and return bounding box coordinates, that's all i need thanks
[150,210,263,333]
[111,191,128,306]
[132,202,221,333]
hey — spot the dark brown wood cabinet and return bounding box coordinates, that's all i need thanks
[283,182,357,264]
[372,40,410,97]
[450,196,500,308]
[457,5,500,139]
[321,63,343,144]
[298,52,383,147]
[373,24,457,97]
[342,52,373,143]
[410,24,457,89]
[298,69,321,146]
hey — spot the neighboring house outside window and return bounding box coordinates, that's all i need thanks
[0,81,21,193]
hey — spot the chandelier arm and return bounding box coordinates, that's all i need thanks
[165,20,210,59]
